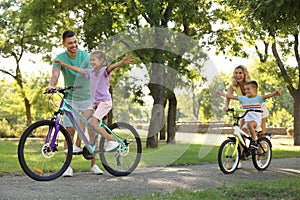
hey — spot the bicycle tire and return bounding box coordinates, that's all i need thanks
[218,138,240,174]
[252,137,272,171]
[18,120,73,181]
[99,122,142,176]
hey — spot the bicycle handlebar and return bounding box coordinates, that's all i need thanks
[227,108,262,119]
[44,86,83,94]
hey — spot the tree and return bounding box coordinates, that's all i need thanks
[213,0,300,145]
[0,1,54,125]
[0,72,50,136]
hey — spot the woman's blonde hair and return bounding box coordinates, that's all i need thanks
[231,65,251,86]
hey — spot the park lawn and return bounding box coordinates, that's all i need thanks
[113,177,300,200]
[1,139,300,174]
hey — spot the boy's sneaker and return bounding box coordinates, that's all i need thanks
[105,141,119,152]
[250,140,258,150]
[62,167,73,177]
[91,165,104,175]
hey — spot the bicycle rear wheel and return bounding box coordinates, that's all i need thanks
[99,122,142,176]
[252,137,272,171]
[18,120,72,181]
[218,138,240,174]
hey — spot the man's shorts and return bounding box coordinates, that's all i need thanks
[63,99,92,127]
[87,101,112,121]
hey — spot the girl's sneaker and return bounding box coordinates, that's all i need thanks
[105,141,119,152]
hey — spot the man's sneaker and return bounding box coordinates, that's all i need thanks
[105,141,119,152]
[72,145,83,154]
[64,145,82,154]
[91,165,104,175]
[250,140,258,149]
[62,167,73,177]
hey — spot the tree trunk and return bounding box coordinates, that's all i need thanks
[167,91,177,144]
[159,100,167,140]
[24,97,32,126]
[294,93,300,145]
[159,123,166,141]
[272,42,300,145]
[146,28,168,148]
[147,82,166,148]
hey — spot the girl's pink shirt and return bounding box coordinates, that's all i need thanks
[84,66,111,103]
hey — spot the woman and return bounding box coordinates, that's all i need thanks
[224,65,251,112]
[225,65,269,134]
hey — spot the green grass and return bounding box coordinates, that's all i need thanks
[1,139,300,173]
[112,177,300,200]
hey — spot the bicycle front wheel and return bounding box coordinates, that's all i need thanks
[252,137,272,171]
[99,122,142,176]
[218,138,240,174]
[18,120,72,181]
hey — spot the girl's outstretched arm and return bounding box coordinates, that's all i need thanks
[216,91,238,100]
[54,60,85,74]
[107,55,133,73]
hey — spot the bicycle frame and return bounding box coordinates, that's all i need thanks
[231,125,252,157]
[227,108,262,158]
[49,93,126,154]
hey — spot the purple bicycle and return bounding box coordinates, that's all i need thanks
[18,86,142,181]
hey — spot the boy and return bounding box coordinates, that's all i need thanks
[216,80,280,149]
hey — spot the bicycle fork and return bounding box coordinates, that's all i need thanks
[45,117,61,152]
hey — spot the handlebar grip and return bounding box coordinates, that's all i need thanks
[44,88,57,94]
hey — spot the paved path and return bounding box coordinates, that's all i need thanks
[1,158,299,199]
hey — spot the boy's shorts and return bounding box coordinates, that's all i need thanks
[87,101,112,120]
[63,99,92,127]
[242,120,261,131]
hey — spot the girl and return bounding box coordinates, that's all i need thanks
[55,50,133,152]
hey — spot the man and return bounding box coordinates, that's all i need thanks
[46,30,103,176]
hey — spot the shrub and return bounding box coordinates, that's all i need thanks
[0,118,14,138]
